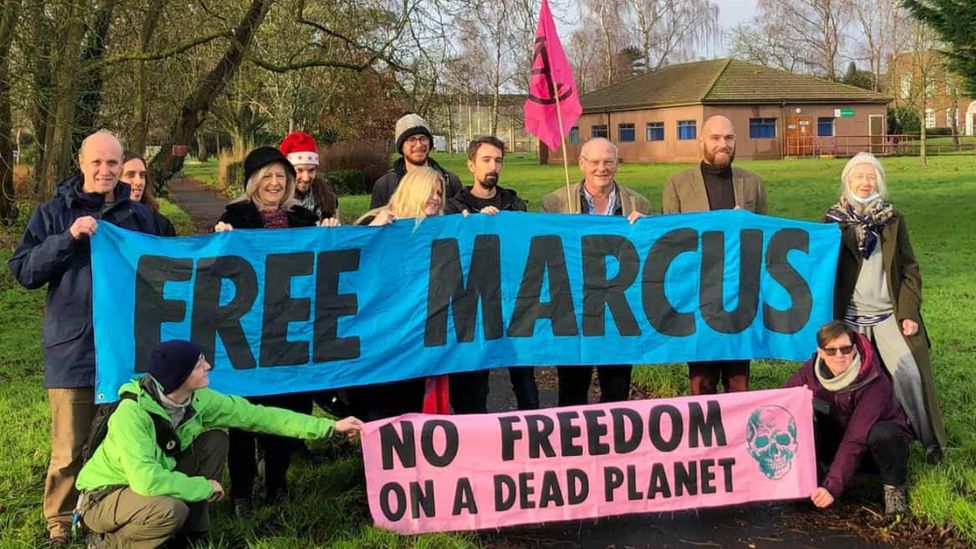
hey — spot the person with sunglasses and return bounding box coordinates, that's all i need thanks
[783,320,911,516]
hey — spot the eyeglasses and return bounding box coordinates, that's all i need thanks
[581,157,618,168]
[850,173,878,183]
[821,345,855,356]
[405,135,430,145]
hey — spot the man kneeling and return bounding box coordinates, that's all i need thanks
[75,340,363,547]
[783,321,911,516]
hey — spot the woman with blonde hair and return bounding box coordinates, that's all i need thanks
[356,166,444,226]
[825,151,946,464]
[212,146,319,518]
[346,166,447,420]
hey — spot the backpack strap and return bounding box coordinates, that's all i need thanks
[121,392,181,457]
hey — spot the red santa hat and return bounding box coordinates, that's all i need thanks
[279,131,319,167]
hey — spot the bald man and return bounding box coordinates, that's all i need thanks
[8,130,161,545]
[541,137,651,406]
[661,115,767,396]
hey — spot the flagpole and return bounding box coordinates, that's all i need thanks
[551,54,574,214]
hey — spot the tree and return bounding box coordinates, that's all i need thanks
[0,0,20,222]
[902,0,976,98]
[728,20,804,73]
[624,0,718,71]
[743,0,850,80]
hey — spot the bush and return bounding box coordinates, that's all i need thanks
[324,170,366,195]
[319,140,391,194]
[924,127,954,137]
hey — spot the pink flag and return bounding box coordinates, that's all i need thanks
[523,0,582,151]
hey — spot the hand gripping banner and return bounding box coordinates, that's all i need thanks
[361,387,817,533]
[90,211,839,402]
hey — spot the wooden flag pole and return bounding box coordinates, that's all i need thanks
[552,81,575,214]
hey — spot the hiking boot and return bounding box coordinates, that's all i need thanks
[883,484,908,516]
[233,497,254,520]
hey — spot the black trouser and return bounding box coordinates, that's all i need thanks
[228,392,311,500]
[815,414,909,488]
[557,365,631,406]
[345,378,426,422]
[449,370,490,414]
[508,367,540,410]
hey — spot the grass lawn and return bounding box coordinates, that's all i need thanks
[2,154,975,546]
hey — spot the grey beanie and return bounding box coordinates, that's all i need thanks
[394,113,433,154]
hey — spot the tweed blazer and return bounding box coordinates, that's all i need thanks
[661,165,767,214]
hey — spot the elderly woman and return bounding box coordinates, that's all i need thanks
[783,321,911,516]
[213,146,319,518]
[122,150,177,236]
[347,167,448,419]
[825,152,946,463]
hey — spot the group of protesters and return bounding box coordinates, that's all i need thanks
[8,110,947,547]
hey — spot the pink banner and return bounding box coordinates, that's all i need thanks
[362,387,816,534]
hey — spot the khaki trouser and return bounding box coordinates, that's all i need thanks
[81,430,228,548]
[45,387,97,538]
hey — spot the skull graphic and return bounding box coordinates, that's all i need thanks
[746,406,798,480]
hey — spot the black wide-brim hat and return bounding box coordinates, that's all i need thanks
[244,146,297,183]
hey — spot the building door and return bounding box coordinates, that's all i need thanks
[785,116,813,156]
[869,115,885,154]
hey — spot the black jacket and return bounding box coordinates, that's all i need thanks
[8,176,161,388]
[370,157,463,209]
[445,185,527,214]
[217,200,318,229]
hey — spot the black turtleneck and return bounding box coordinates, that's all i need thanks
[700,161,735,210]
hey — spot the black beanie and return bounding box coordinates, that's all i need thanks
[243,146,296,183]
[147,340,203,394]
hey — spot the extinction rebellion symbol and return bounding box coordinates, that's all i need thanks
[527,37,575,106]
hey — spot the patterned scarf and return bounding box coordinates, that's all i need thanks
[825,196,894,258]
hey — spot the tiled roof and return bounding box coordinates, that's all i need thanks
[581,59,889,113]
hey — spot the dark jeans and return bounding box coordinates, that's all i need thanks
[557,365,631,406]
[688,360,750,395]
[508,367,540,410]
[228,392,311,500]
[815,415,910,488]
[345,378,426,422]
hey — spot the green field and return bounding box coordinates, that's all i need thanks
[2,154,975,547]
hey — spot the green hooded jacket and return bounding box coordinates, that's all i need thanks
[76,378,334,502]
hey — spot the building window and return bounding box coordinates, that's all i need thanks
[900,75,911,100]
[677,120,696,140]
[749,118,777,139]
[817,117,834,137]
[569,127,580,145]
[592,124,608,139]
[946,108,960,128]
[646,122,664,141]
[925,109,936,129]
[618,123,636,142]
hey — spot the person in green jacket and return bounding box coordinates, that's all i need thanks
[75,340,363,548]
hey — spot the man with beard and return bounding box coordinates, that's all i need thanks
[661,115,767,396]
[541,137,651,406]
[279,131,339,224]
[370,113,463,209]
[444,136,539,412]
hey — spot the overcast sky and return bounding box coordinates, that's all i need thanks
[555,0,760,58]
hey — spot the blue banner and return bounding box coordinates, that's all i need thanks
[91,211,839,403]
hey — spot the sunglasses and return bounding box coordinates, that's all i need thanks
[821,345,855,356]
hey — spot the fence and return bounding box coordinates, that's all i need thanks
[784,134,976,158]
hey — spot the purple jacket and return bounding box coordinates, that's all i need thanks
[783,332,911,497]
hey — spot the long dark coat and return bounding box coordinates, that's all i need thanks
[830,210,946,450]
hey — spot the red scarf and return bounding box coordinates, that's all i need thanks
[422,375,450,414]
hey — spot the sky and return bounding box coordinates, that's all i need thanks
[554,0,759,58]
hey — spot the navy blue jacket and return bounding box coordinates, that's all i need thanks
[8,176,161,388]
